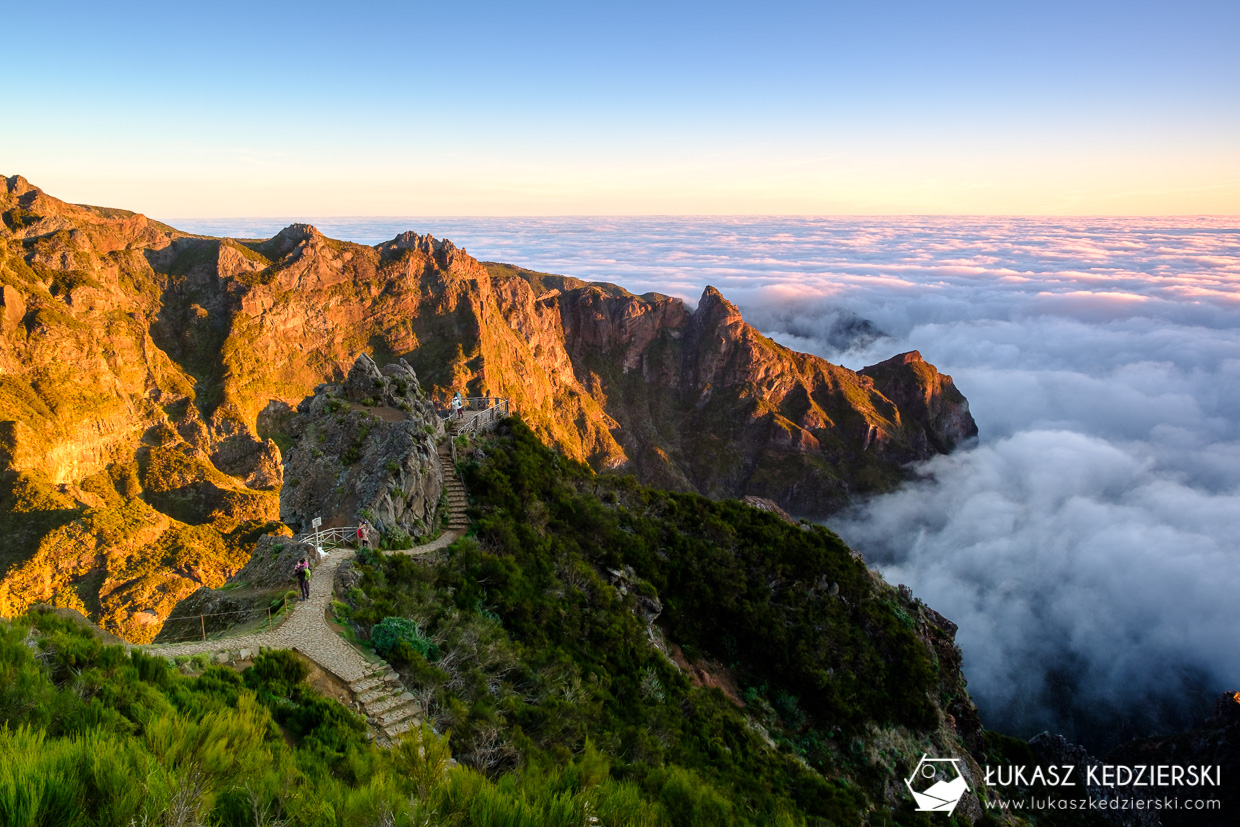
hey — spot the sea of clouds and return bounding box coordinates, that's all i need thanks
[177,214,1240,749]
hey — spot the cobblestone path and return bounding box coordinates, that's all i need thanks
[143,529,459,672]
[140,529,460,743]
[135,414,500,744]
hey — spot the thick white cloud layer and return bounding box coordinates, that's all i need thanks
[183,215,1240,744]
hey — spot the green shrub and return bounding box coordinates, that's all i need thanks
[370,616,439,662]
[2,207,40,230]
[392,722,451,799]
[379,527,411,550]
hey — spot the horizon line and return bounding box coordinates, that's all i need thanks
[160,213,1240,221]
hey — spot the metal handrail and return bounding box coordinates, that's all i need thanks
[295,526,359,548]
[450,398,510,437]
[446,397,509,496]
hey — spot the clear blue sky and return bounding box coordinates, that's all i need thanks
[4,0,1237,215]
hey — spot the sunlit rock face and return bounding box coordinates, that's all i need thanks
[531,279,976,515]
[0,176,973,636]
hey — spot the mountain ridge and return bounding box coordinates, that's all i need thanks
[0,174,975,636]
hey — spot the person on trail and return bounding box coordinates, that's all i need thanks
[357,521,370,549]
[451,392,464,421]
[294,557,311,601]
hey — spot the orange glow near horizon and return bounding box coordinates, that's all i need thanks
[9,146,1239,219]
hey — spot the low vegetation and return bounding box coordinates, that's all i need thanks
[333,419,973,825]
[0,609,664,826]
[0,420,991,825]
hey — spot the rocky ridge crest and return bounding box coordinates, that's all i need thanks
[0,175,975,638]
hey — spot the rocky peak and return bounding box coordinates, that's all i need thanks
[692,285,743,328]
[344,352,386,400]
[379,230,443,256]
[281,353,445,541]
[278,222,321,242]
[344,354,426,408]
[262,223,323,258]
[3,175,38,198]
[680,285,748,386]
[871,350,923,367]
[508,262,979,514]
[376,230,466,272]
[860,350,977,454]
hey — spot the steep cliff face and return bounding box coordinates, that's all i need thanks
[0,175,975,639]
[859,350,978,457]
[0,176,284,641]
[521,277,977,514]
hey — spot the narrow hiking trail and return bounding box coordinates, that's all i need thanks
[140,402,505,744]
[144,528,460,742]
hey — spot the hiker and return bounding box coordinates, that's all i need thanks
[294,557,311,601]
[357,521,370,549]
[451,391,464,420]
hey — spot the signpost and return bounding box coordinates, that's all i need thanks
[311,517,322,560]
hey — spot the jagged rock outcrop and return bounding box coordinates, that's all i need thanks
[859,350,978,456]
[280,355,445,541]
[887,582,986,757]
[740,495,800,527]
[228,533,319,591]
[154,580,262,642]
[521,278,978,514]
[0,175,976,637]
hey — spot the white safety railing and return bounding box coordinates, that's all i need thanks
[295,526,359,550]
[450,397,510,438]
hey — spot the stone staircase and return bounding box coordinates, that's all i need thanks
[350,441,469,744]
[438,440,470,533]
[146,416,491,749]
[350,662,421,746]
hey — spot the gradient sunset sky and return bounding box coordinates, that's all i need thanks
[5,0,1237,216]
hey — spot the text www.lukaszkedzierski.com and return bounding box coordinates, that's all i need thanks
[984,796,1221,812]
